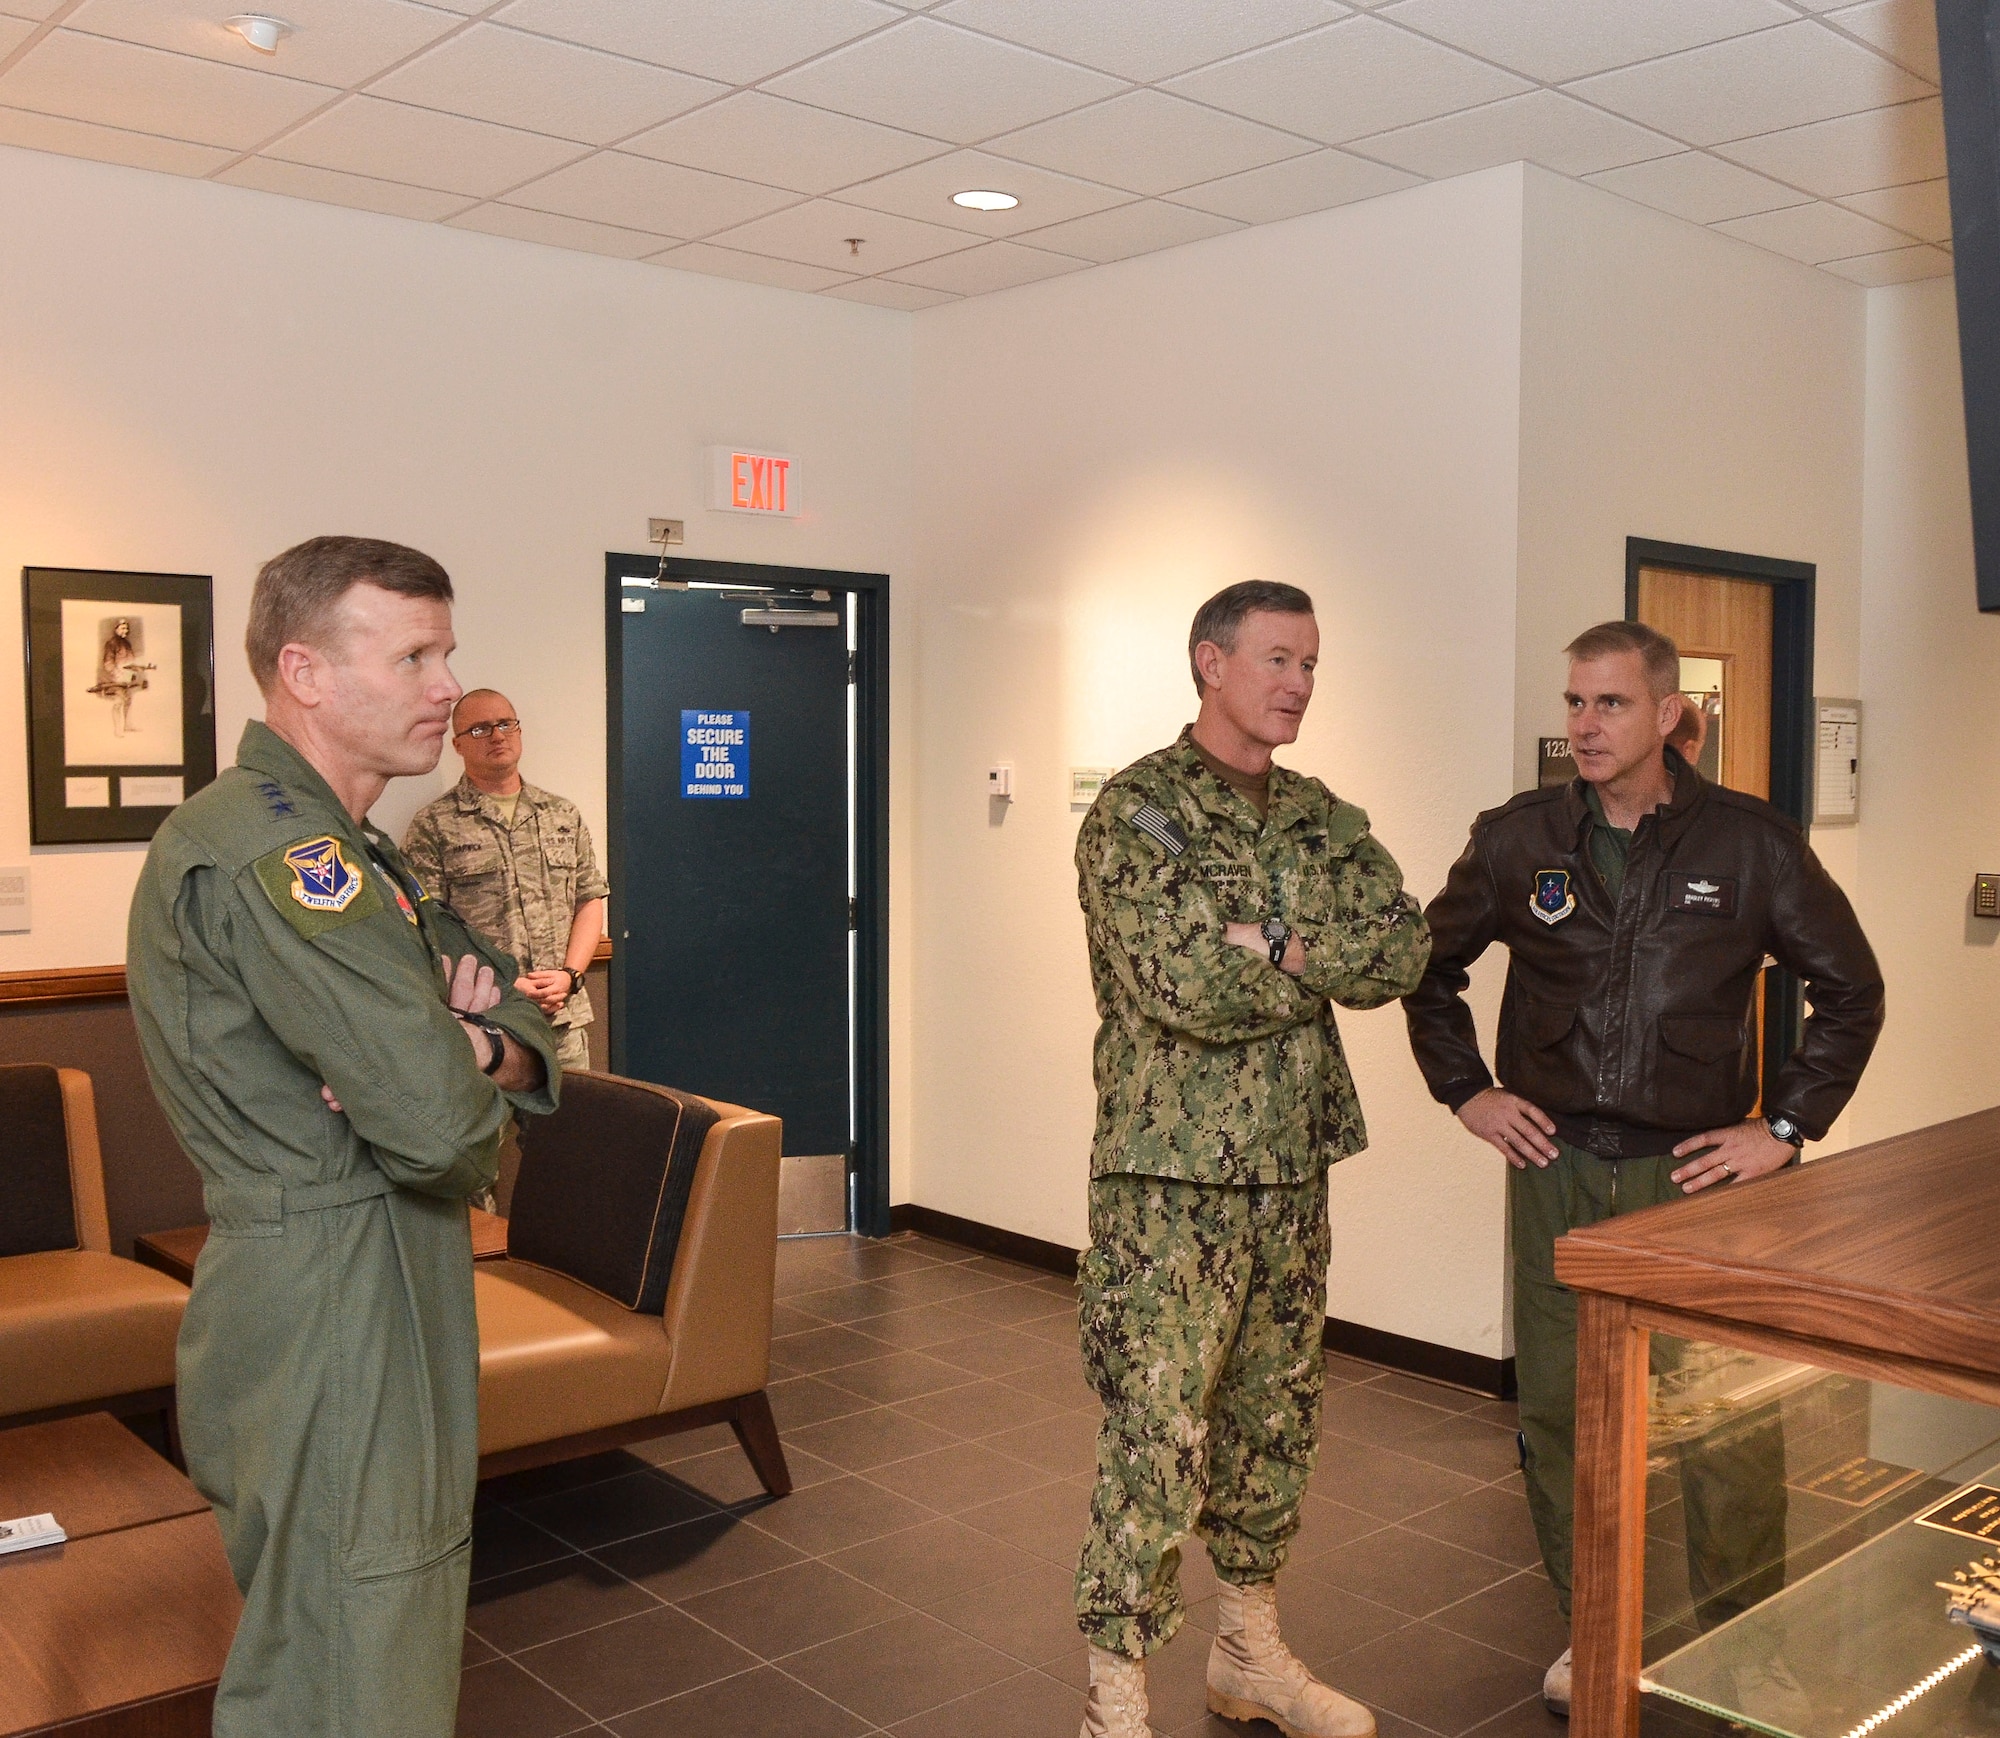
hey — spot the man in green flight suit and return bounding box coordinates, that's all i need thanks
[127,536,560,1738]
[1073,581,1432,1738]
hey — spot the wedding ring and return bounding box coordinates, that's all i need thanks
[1718,1162,1735,1179]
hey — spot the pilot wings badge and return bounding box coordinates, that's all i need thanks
[283,836,362,914]
[1531,869,1576,926]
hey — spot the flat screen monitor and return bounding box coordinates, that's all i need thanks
[1938,0,2000,611]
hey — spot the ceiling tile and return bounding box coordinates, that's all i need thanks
[0,16,31,54]
[494,0,901,87]
[218,156,471,220]
[2,0,67,18]
[821,278,960,309]
[267,94,583,197]
[502,151,796,237]
[704,196,980,274]
[366,24,723,146]
[1357,89,1681,179]
[1716,97,1944,195]
[763,17,1126,145]
[888,238,1085,293]
[0,29,337,150]
[1584,150,1809,224]
[932,0,1347,84]
[1837,174,1951,241]
[1817,241,1952,284]
[1165,15,1530,147]
[986,89,1311,198]
[1170,147,1418,222]
[623,92,943,194]
[651,243,856,291]
[0,102,232,174]
[1563,21,1934,148]
[1713,198,1912,262]
[62,0,464,89]
[838,147,1130,234]
[1379,0,1792,84]
[1822,0,1938,83]
[447,201,670,256]
[1015,198,1241,263]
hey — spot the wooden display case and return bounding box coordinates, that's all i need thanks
[1556,1107,2000,1737]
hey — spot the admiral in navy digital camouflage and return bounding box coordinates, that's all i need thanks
[1072,724,1430,1664]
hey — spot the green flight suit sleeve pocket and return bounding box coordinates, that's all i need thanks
[251,836,384,939]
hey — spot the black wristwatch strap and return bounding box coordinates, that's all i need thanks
[562,967,585,1000]
[455,1010,507,1075]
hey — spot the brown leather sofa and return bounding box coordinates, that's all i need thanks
[0,1066,189,1431]
[474,1076,791,1496]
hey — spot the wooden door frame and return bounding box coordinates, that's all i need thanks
[1626,537,1815,1102]
[605,553,893,1239]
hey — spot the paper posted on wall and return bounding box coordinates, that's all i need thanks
[0,1513,65,1555]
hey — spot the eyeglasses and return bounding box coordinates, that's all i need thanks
[459,718,520,740]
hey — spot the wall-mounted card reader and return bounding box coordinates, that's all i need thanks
[1975,874,2000,919]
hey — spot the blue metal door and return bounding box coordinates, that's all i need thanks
[610,574,851,1163]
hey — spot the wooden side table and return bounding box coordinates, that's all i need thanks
[0,1415,241,1737]
[136,1204,509,1285]
[1556,1107,2000,1738]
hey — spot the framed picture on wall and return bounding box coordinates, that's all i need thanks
[22,567,218,844]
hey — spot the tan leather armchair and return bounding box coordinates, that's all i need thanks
[474,1078,790,1496]
[0,1066,189,1431]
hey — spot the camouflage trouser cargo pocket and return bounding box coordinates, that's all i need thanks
[1073,1170,1330,1660]
[1075,1245,1130,1409]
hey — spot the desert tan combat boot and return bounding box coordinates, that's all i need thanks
[1207,1581,1377,1738]
[1080,1643,1155,1738]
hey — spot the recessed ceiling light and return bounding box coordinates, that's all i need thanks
[952,190,1019,212]
[224,14,293,53]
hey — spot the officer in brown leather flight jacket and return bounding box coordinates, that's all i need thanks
[1403,620,1883,1717]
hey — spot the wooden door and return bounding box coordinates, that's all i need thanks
[1636,565,1775,1103]
[1635,566,1773,798]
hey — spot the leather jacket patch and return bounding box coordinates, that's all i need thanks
[1667,873,1738,917]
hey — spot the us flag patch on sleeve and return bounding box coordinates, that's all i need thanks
[1128,803,1189,856]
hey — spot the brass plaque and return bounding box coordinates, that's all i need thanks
[1915,1485,2000,1542]
[1791,1454,1924,1506]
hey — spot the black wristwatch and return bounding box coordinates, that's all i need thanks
[1764,1112,1805,1150]
[1260,916,1290,966]
[562,966,584,1001]
[455,1010,508,1076]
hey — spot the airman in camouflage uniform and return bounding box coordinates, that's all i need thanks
[403,691,607,1072]
[1072,582,1431,1738]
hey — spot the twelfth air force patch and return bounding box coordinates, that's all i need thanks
[253,835,383,939]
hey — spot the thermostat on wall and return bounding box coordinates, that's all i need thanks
[987,764,1013,801]
[1070,767,1114,809]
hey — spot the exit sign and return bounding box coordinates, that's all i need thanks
[707,446,799,517]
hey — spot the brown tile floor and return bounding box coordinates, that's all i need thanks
[457,1231,1715,1738]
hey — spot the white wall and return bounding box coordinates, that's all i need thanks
[909,169,1528,1358]
[0,144,918,1193]
[1849,277,2000,1140]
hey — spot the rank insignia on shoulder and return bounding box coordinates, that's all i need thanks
[1128,802,1189,856]
[1531,869,1576,926]
[284,837,363,912]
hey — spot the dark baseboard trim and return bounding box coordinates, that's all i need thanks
[889,1203,1516,1399]
[1325,1318,1517,1401]
[889,1203,1078,1278]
